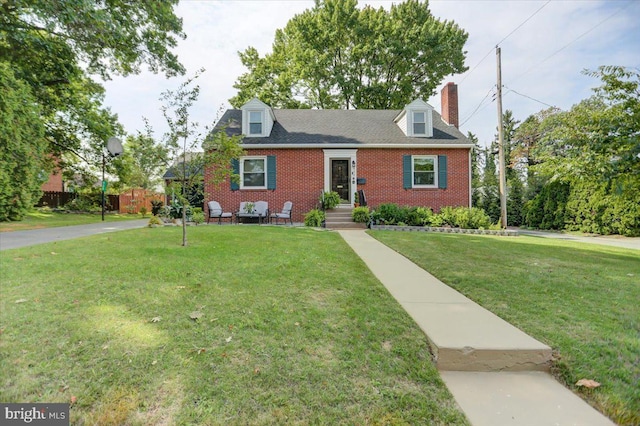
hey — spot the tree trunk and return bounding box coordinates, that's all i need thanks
[182,205,188,246]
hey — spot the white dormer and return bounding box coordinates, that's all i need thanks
[241,98,275,138]
[394,99,434,138]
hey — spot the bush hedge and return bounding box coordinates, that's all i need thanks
[371,204,493,229]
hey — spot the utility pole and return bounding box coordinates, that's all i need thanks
[496,46,508,228]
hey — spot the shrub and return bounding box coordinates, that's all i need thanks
[304,209,325,227]
[147,215,163,227]
[436,206,492,229]
[139,206,148,217]
[64,194,101,212]
[438,206,457,227]
[406,206,434,226]
[352,206,370,223]
[191,208,205,225]
[321,191,340,210]
[372,203,405,225]
[523,181,570,230]
[151,199,164,216]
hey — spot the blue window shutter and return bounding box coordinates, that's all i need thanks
[230,159,239,191]
[438,155,447,189]
[403,155,412,189]
[267,155,276,190]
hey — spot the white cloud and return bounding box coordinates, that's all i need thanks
[102,0,640,147]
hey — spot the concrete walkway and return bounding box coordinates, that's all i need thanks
[339,230,616,426]
[0,219,149,250]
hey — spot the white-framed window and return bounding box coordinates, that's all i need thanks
[240,156,267,189]
[248,110,263,135]
[412,155,437,187]
[412,111,427,135]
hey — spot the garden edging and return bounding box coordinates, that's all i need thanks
[370,225,518,236]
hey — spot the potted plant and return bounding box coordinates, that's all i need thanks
[321,191,340,210]
[353,191,360,207]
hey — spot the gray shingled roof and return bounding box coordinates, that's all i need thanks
[214,108,472,147]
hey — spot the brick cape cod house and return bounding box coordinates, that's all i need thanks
[204,82,473,223]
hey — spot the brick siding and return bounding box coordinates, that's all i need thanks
[204,147,470,222]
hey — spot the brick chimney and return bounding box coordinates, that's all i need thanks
[441,82,459,128]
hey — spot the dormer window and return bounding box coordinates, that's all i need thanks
[413,111,427,135]
[248,111,263,135]
[240,98,275,138]
[394,99,434,138]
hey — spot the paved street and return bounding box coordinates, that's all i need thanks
[0,220,149,251]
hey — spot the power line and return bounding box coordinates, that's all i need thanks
[509,0,634,85]
[503,86,556,109]
[459,86,496,128]
[495,1,550,47]
[459,1,551,84]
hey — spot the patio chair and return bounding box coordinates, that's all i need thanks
[207,201,233,224]
[270,201,293,225]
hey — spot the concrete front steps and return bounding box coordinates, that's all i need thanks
[325,207,366,230]
[339,230,616,426]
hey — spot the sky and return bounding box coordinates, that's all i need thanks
[102,0,640,148]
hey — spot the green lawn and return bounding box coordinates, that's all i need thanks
[370,231,640,426]
[0,210,143,232]
[0,226,467,425]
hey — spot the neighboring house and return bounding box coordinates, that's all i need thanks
[163,152,205,208]
[204,82,473,222]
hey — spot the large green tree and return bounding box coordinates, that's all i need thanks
[0,0,185,220]
[113,123,170,191]
[522,66,640,236]
[0,63,46,220]
[534,66,639,181]
[231,0,468,109]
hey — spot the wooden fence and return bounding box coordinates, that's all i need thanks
[38,191,76,208]
[118,189,164,214]
[37,190,162,213]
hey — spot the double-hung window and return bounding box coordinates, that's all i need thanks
[241,157,266,189]
[412,156,437,187]
[248,111,263,136]
[412,111,427,135]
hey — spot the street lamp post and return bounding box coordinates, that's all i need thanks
[101,137,124,221]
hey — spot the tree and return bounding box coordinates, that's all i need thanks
[160,70,244,246]
[0,63,47,220]
[507,173,524,226]
[467,132,482,207]
[478,148,500,223]
[231,0,468,109]
[0,0,185,220]
[533,66,639,181]
[521,66,640,236]
[501,109,520,181]
[511,107,560,197]
[113,123,170,191]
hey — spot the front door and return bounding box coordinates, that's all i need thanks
[331,159,350,202]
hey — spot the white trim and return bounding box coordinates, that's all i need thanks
[247,110,264,136]
[411,155,438,188]
[240,156,267,189]
[243,143,474,149]
[323,149,357,204]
